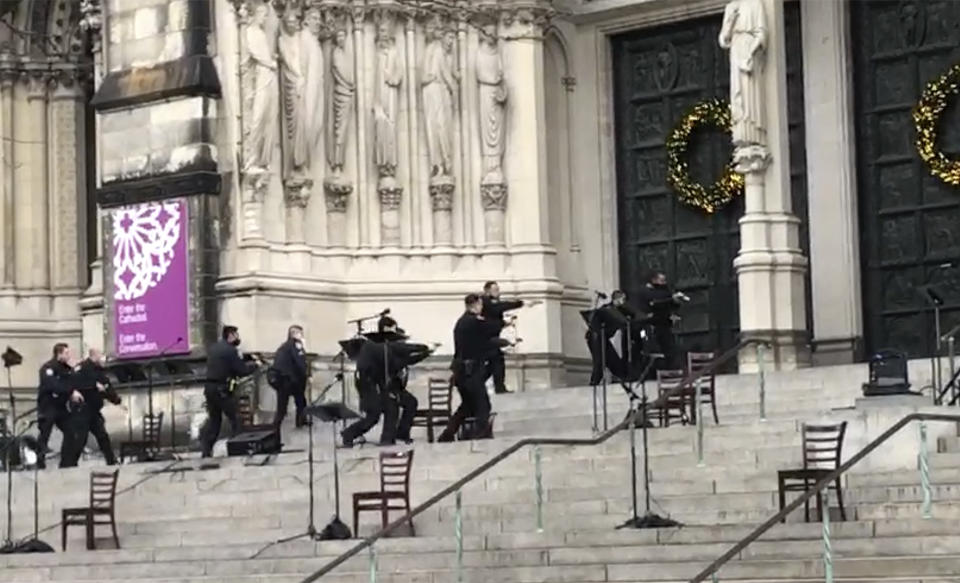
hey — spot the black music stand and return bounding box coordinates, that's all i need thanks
[309,403,360,540]
[251,401,360,558]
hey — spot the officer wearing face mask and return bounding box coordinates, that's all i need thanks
[271,325,310,433]
[201,325,260,458]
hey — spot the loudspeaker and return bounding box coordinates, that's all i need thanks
[226,428,281,456]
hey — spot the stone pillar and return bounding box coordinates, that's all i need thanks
[430,181,454,246]
[379,183,401,246]
[284,182,309,244]
[456,9,473,247]
[0,69,12,288]
[500,3,553,265]
[352,6,371,247]
[325,185,349,247]
[47,72,87,294]
[241,173,268,240]
[801,0,862,365]
[13,71,50,291]
[722,0,810,371]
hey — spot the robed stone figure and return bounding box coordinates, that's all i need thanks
[374,15,403,179]
[241,2,279,174]
[329,28,355,176]
[719,0,768,148]
[477,23,508,187]
[421,28,458,180]
[278,7,325,180]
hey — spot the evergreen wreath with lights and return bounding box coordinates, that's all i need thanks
[915,62,960,186]
[665,98,744,213]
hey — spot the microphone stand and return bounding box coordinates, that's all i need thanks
[0,418,50,553]
[617,352,681,530]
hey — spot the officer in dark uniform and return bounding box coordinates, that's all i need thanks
[636,272,685,369]
[342,317,430,446]
[36,342,84,469]
[64,348,121,467]
[272,325,310,432]
[480,281,541,394]
[202,326,260,458]
[438,294,505,442]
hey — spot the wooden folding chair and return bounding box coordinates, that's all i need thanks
[777,421,848,522]
[412,377,453,443]
[352,450,415,537]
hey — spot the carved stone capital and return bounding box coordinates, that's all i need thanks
[378,177,403,211]
[481,182,508,212]
[284,179,312,209]
[22,70,48,98]
[242,171,270,203]
[79,0,103,53]
[733,144,771,174]
[499,3,554,40]
[429,177,455,212]
[324,179,353,213]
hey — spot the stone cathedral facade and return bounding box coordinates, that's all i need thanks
[1,0,957,392]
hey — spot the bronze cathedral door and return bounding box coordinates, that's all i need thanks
[853,0,960,357]
[611,4,810,363]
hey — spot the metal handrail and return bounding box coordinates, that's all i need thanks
[689,411,960,582]
[299,337,769,582]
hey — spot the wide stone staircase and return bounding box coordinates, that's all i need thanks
[2,360,960,582]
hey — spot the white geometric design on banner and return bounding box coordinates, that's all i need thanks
[112,200,183,301]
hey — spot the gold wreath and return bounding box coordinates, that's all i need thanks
[666,98,744,213]
[915,63,960,186]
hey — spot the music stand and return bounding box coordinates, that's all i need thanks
[250,401,359,558]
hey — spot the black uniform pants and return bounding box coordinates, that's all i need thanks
[63,408,117,467]
[381,388,418,444]
[341,384,383,444]
[273,381,308,429]
[652,325,677,370]
[587,333,626,386]
[201,385,240,458]
[36,411,74,469]
[485,350,508,393]
[439,360,491,442]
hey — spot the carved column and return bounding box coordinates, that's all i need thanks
[233,0,280,242]
[422,16,458,247]
[47,71,87,292]
[284,183,309,243]
[456,7,472,246]
[13,71,50,290]
[477,14,509,247]
[373,8,403,247]
[722,0,809,371]
[0,68,12,288]
[404,13,421,247]
[324,10,355,247]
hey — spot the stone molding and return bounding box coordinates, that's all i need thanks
[481,182,508,211]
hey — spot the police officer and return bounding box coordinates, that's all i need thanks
[438,294,505,442]
[481,281,541,394]
[201,326,260,458]
[36,343,84,469]
[272,325,310,433]
[64,348,121,467]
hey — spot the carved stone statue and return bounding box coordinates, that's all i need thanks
[328,27,355,176]
[477,22,507,187]
[302,7,325,161]
[374,13,403,181]
[278,6,307,178]
[240,1,279,175]
[719,0,768,148]
[421,25,458,182]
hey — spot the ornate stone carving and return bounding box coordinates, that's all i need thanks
[373,10,403,181]
[421,17,458,185]
[79,0,102,54]
[237,0,279,175]
[328,20,355,177]
[241,172,269,239]
[324,181,352,213]
[379,185,402,211]
[719,0,768,149]
[499,5,553,40]
[278,1,324,183]
[284,180,311,209]
[733,144,771,174]
[477,21,508,190]
[481,182,508,212]
[429,179,455,212]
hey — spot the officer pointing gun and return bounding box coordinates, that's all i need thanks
[201,326,262,458]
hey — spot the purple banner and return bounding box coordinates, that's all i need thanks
[112,198,190,359]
